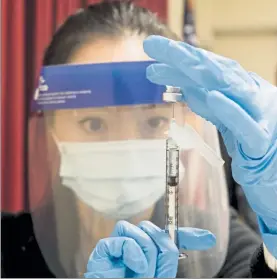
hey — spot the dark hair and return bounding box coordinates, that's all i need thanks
[43,0,179,66]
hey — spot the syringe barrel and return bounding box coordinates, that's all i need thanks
[165,185,179,245]
[166,138,179,186]
[165,137,180,246]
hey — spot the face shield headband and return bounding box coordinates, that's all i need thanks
[31,61,165,112]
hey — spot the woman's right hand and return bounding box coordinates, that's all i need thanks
[84,220,216,278]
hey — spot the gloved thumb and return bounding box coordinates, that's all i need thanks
[178,227,216,250]
[85,237,148,278]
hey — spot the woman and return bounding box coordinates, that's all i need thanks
[2,1,276,278]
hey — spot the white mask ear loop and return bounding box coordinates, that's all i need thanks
[50,131,81,184]
[50,109,78,147]
[51,132,59,144]
[50,131,66,154]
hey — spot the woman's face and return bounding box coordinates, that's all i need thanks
[47,36,198,260]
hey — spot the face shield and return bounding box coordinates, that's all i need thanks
[29,61,229,278]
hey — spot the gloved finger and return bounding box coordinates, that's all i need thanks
[178,227,216,250]
[248,72,277,135]
[144,36,245,90]
[146,63,201,98]
[146,63,220,126]
[111,221,158,277]
[86,237,148,276]
[207,90,270,158]
[144,35,229,68]
[138,221,179,278]
[146,63,206,110]
[144,36,261,119]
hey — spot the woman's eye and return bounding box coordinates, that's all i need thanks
[146,116,169,130]
[79,117,106,133]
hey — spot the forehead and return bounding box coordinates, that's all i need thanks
[68,35,152,64]
[52,104,174,118]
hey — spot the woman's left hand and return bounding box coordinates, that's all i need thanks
[85,221,215,278]
[143,35,277,257]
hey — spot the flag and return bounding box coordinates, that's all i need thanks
[183,0,198,46]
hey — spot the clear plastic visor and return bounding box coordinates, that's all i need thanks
[28,61,229,277]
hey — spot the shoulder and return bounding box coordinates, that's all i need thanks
[1,212,54,278]
[2,211,33,226]
[2,211,35,252]
[2,211,34,244]
[2,212,36,277]
[217,207,261,277]
[229,207,261,254]
[251,244,277,277]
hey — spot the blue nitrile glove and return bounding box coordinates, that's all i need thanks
[84,221,215,278]
[143,35,277,258]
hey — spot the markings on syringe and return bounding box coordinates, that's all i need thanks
[169,149,178,176]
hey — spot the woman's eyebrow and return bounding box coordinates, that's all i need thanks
[75,108,112,115]
[141,104,171,110]
[141,105,156,110]
[60,104,174,115]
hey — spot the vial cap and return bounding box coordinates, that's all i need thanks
[163,92,183,103]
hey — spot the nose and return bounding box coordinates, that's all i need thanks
[117,111,142,140]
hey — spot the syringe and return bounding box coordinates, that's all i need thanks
[165,137,180,243]
[163,86,187,259]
